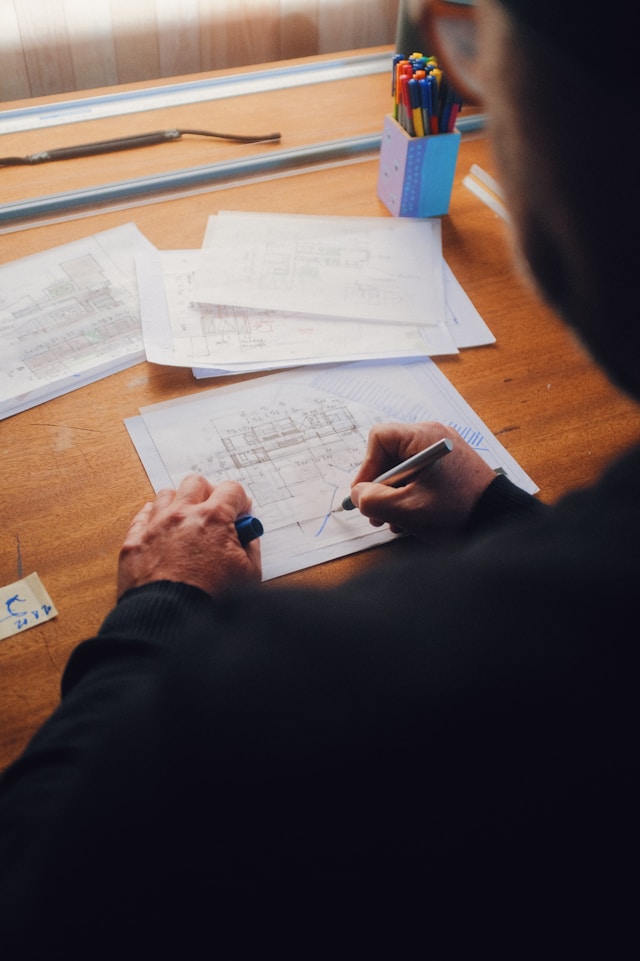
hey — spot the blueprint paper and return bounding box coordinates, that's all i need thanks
[0,223,154,420]
[136,248,457,372]
[127,358,536,581]
[192,211,448,327]
[188,259,495,378]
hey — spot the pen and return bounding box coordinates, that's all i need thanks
[400,74,415,135]
[339,437,453,512]
[409,78,425,137]
[427,73,440,132]
[235,514,264,546]
[419,77,431,134]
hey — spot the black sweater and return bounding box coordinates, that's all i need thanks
[1,458,638,956]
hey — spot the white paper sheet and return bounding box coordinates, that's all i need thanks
[136,248,457,373]
[0,223,155,420]
[188,259,495,378]
[126,358,536,581]
[443,260,495,349]
[192,211,448,326]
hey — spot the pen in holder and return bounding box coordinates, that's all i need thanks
[377,114,460,218]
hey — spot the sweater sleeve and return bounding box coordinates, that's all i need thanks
[61,579,218,695]
[465,473,547,535]
[0,581,215,811]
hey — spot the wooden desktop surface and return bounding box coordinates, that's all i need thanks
[2,48,639,772]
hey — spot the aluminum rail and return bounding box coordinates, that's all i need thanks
[0,113,485,230]
[0,52,392,135]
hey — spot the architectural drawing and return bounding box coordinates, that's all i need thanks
[8,252,137,377]
[194,211,449,326]
[164,392,372,530]
[136,249,441,373]
[0,223,154,418]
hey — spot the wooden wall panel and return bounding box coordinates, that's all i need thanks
[0,0,400,101]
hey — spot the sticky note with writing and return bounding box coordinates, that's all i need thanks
[0,572,58,641]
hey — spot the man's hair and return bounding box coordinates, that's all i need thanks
[496,0,632,73]
[497,0,588,33]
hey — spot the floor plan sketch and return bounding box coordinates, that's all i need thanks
[199,305,279,351]
[136,249,441,373]
[201,402,365,522]
[141,383,379,532]
[11,252,135,373]
[194,211,448,326]
[133,359,538,579]
[0,223,154,419]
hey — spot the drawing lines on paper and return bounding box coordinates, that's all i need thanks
[182,304,282,358]
[185,399,367,532]
[448,423,490,453]
[238,236,372,293]
[315,484,342,537]
[1,249,139,384]
[161,258,284,359]
[259,239,404,310]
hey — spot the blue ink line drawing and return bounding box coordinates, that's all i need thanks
[1,594,26,623]
[449,422,489,452]
[315,485,340,537]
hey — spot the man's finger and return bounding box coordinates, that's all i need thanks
[205,479,254,521]
[174,474,214,504]
[126,500,154,531]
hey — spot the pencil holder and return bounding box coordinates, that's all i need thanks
[377,114,460,218]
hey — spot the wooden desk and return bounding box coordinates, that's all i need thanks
[2,48,639,772]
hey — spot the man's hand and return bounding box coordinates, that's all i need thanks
[117,474,262,598]
[348,422,497,539]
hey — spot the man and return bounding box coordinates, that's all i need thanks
[1,2,637,954]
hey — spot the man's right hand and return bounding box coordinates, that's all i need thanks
[348,421,497,540]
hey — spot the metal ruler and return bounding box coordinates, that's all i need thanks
[0,135,383,228]
[0,52,391,135]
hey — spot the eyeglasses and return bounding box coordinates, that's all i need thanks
[417,0,480,105]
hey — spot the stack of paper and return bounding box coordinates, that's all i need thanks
[0,223,154,420]
[0,213,494,420]
[136,210,495,376]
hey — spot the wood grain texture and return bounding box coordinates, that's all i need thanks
[0,0,399,100]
